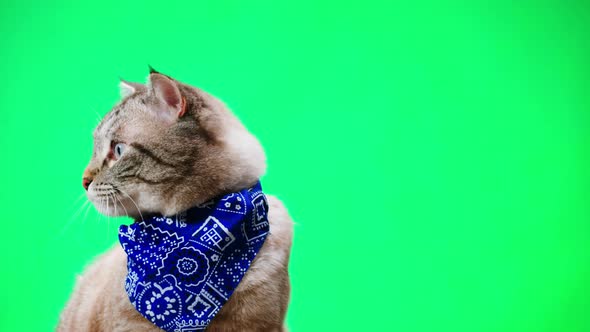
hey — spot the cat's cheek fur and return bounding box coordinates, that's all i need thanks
[135,188,168,215]
[110,195,141,218]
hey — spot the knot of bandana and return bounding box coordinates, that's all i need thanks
[118,182,269,331]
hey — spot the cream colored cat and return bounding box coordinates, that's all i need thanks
[58,69,293,331]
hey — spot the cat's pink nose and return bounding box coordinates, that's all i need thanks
[82,177,93,191]
[82,168,94,191]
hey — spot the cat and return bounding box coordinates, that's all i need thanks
[58,68,293,332]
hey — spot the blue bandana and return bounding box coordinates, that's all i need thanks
[118,182,269,331]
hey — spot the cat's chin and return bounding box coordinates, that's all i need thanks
[88,194,143,219]
[90,200,125,217]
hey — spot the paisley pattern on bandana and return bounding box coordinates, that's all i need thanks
[119,182,269,332]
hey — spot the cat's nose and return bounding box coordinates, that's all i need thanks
[82,177,93,191]
[82,168,94,191]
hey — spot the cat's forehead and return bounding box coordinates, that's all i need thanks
[94,95,147,139]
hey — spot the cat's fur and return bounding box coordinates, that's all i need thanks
[58,70,293,331]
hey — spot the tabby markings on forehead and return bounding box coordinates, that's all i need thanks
[96,110,114,132]
[96,113,124,144]
[96,96,130,134]
[96,115,115,137]
[105,118,122,138]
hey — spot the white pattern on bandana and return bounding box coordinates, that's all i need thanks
[119,182,269,331]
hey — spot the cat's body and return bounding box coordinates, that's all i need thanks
[58,69,293,331]
[58,195,292,332]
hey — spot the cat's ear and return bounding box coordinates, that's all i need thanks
[148,73,187,123]
[119,79,144,98]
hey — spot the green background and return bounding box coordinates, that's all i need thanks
[0,0,589,331]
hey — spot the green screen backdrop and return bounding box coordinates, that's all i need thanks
[1,0,589,331]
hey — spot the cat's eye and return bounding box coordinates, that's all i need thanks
[113,143,126,159]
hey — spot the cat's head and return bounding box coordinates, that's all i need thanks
[83,69,266,217]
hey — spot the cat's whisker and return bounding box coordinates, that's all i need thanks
[82,198,92,224]
[69,198,89,222]
[102,196,109,233]
[116,188,145,223]
[67,192,88,212]
[97,196,106,227]
[111,192,117,217]
[65,194,90,222]
[113,192,130,219]
[106,193,113,243]
[54,199,90,240]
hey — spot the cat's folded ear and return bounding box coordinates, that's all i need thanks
[148,73,187,124]
[119,79,145,98]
